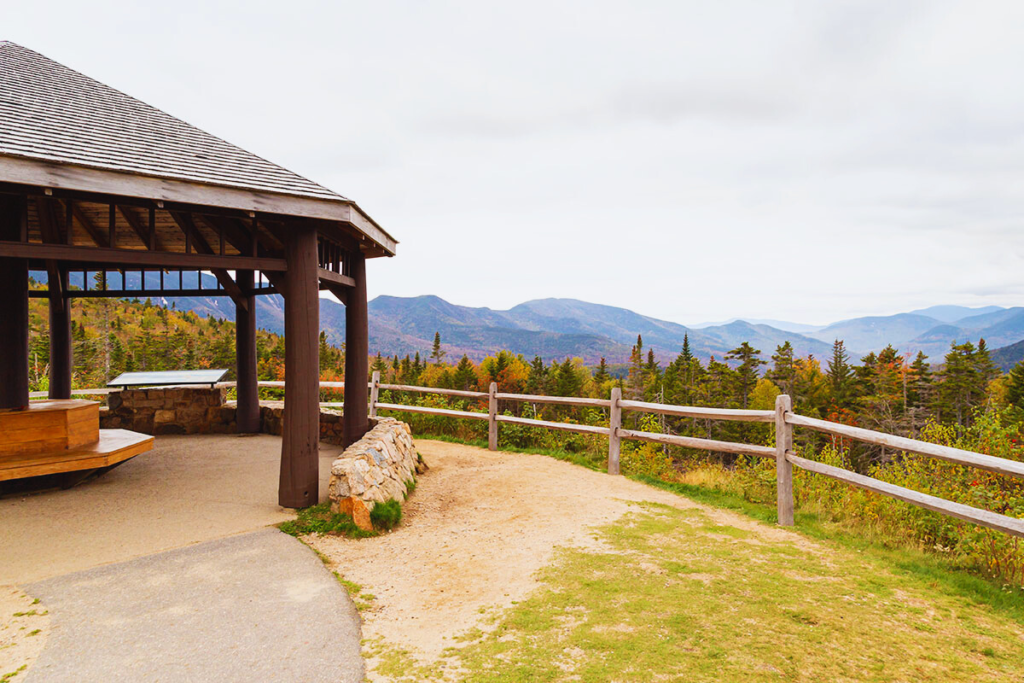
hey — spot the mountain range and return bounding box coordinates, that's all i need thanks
[31,271,1024,366]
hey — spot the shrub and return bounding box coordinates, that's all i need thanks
[371,499,403,531]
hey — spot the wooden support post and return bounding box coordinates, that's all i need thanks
[488,382,498,451]
[369,370,380,419]
[343,250,370,448]
[0,196,29,410]
[235,270,260,434]
[48,266,72,399]
[279,225,320,509]
[776,394,794,526]
[608,386,622,475]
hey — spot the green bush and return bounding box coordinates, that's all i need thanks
[371,499,403,531]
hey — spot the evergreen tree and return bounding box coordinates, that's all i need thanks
[453,355,477,391]
[681,333,693,363]
[593,357,610,387]
[430,331,446,364]
[826,340,855,408]
[769,342,796,398]
[1006,360,1024,410]
[527,356,548,395]
[725,342,765,409]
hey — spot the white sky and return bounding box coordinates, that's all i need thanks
[7,1,1024,325]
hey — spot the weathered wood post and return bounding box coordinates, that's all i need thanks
[369,370,380,419]
[608,386,622,475]
[234,269,260,433]
[0,195,29,411]
[48,266,72,400]
[343,250,370,448]
[279,225,320,509]
[488,381,498,451]
[775,393,794,526]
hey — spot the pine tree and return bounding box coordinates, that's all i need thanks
[769,342,796,398]
[725,342,765,409]
[593,357,610,386]
[626,334,644,399]
[826,340,855,408]
[430,331,446,364]
[453,355,477,391]
[527,356,548,395]
[681,333,693,363]
[1006,360,1024,410]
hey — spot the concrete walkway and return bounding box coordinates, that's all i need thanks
[24,529,363,683]
[1,434,340,584]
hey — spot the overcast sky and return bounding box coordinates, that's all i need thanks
[7,1,1024,325]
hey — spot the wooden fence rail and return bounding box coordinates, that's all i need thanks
[40,373,1024,538]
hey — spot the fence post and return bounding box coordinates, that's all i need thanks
[369,370,380,419]
[488,382,498,451]
[608,387,622,475]
[775,394,794,526]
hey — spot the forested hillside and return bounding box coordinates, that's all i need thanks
[26,278,345,392]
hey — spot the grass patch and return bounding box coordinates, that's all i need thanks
[1,665,26,683]
[277,503,376,539]
[409,504,1024,681]
[633,474,1024,624]
[371,499,403,531]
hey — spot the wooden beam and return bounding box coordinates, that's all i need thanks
[317,267,356,288]
[0,240,287,271]
[69,201,108,248]
[0,195,29,410]
[118,205,159,249]
[279,225,320,508]
[0,155,398,255]
[235,270,260,434]
[168,211,248,308]
[343,251,370,448]
[28,287,278,299]
[49,266,72,399]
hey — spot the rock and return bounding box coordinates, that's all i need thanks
[335,497,372,531]
[327,418,416,525]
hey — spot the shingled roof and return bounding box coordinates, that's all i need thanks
[0,41,345,202]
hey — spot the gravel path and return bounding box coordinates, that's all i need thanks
[24,530,363,683]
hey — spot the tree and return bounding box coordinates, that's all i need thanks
[1006,360,1024,411]
[453,355,477,390]
[725,342,765,409]
[769,342,796,398]
[681,333,693,363]
[626,334,644,400]
[593,357,610,387]
[826,340,855,408]
[430,331,446,364]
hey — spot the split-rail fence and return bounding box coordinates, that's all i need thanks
[33,372,1024,538]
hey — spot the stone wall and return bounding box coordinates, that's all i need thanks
[101,388,355,445]
[257,404,346,445]
[328,417,420,530]
[102,388,236,435]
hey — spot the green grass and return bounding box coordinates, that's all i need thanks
[371,500,403,531]
[632,474,1024,624]
[374,503,1024,682]
[277,503,376,538]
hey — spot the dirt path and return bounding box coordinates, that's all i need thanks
[308,440,823,673]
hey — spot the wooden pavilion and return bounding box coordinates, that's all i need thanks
[0,42,397,507]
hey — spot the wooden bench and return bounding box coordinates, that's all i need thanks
[0,400,153,483]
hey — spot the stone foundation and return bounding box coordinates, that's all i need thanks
[328,417,419,530]
[102,388,236,435]
[100,389,351,445]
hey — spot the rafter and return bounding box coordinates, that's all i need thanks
[118,205,159,250]
[69,202,109,248]
[168,211,249,309]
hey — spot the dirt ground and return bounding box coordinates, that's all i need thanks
[309,439,822,672]
[0,586,49,681]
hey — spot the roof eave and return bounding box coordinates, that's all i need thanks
[0,153,398,257]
